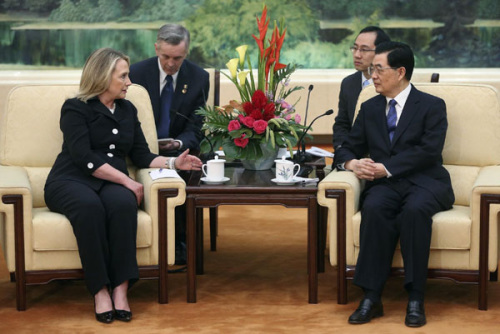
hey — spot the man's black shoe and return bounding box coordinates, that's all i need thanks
[348,298,384,324]
[405,300,426,327]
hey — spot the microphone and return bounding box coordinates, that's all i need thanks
[300,84,314,156]
[175,110,216,162]
[294,109,334,165]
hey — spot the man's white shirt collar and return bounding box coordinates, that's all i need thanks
[361,73,373,88]
[158,58,179,93]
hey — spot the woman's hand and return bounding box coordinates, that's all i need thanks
[175,149,203,170]
[123,178,144,205]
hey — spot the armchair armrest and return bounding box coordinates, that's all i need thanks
[0,166,32,191]
[136,168,186,214]
[0,166,33,273]
[317,170,364,266]
[135,168,186,265]
[470,166,500,272]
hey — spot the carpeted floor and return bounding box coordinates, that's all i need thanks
[0,205,499,333]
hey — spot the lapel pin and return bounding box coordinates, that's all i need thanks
[182,84,188,94]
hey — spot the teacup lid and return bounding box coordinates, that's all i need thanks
[209,155,225,163]
[274,156,292,164]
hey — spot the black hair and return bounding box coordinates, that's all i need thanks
[375,41,414,81]
[358,26,391,46]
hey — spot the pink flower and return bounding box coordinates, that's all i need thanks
[238,114,255,128]
[234,134,249,148]
[228,120,241,132]
[280,101,291,110]
[285,114,292,120]
[253,120,268,134]
[294,114,301,123]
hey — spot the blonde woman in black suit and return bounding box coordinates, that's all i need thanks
[44,48,202,324]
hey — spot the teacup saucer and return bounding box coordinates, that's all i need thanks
[201,176,230,184]
[271,178,299,186]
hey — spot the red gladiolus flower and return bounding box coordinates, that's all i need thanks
[234,134,249,148]
[253,119,268,134]
[228,119,241,132]
[238,114,255,128]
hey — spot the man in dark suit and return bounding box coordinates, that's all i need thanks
[335,42,454,328]
[129,23,209,156]
[332,26,390,151]
[130,24,209,265]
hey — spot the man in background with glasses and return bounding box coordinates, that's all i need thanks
[335,41,454,328]
[332,26,390,153]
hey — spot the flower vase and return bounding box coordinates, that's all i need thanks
[240,143,279,170]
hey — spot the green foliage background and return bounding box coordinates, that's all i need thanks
[0,0,498,68]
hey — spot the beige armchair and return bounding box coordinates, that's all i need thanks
[0,84,186,310]
[318,83,500,310]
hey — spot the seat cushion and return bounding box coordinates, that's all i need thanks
[353,205,471,250]
[32,207,153,251]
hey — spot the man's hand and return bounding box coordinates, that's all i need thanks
[345,158,388,181]
[158,140,180,151]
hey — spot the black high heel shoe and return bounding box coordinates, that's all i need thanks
[111,298,132,322]
[94,301,114,324]
[114,309,132,322]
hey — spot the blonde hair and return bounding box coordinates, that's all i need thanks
[77,48,130,102]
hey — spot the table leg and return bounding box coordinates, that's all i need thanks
[317,204,327,273]
[308,197,318,304]
[186,196,197,303]
[210,207,218,251]
[196,208,204,275]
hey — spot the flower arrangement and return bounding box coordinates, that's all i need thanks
[196,5,305,161]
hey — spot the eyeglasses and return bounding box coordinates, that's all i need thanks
[350,46,376,54]
[367,65,399,76]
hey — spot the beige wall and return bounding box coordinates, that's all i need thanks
[2,68,499,138]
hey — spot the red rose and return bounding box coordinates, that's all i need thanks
[253,120,268,134]
[234,134,249,148]
[228,120,241,132]
[238,114,255,128]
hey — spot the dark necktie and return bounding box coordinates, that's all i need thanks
[387,99,397,142]
[157,75,173,138]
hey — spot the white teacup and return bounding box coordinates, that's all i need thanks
[202,155,226,181]
[274,156,300,182]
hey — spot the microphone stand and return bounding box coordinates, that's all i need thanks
[299,85,314,158]
[293,109,334,170]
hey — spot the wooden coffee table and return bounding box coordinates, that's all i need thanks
[185,166,322,304]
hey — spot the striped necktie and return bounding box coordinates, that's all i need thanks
[387,99,397,142]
